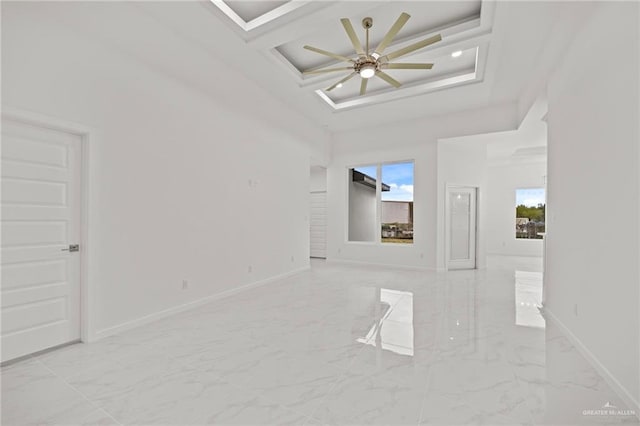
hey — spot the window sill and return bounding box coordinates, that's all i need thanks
[344,241,415,247]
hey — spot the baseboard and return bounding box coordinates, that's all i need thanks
[1,340,82,367]
[486,253,544,258]
[542,307,640,418]
[327,258,437,272]
[93,266,310,341]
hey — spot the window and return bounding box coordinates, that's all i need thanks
[515,188,545,239]
[381,162,414,243]
[348,165,377,242]
[348,161,414,244]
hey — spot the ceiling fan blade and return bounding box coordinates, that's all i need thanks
[340,18,366,57]
[303,66,354,75]
[326,72,357,91]
[382,63,433,70]
[360,78,368,96]
[303,45,355,63]
[374,12,410,55]
[376,71,402,88]
[382,34,442,62]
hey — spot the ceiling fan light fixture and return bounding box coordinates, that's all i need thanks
[359,64,376,79]
[451,50,463,58]
[303,13,442,96]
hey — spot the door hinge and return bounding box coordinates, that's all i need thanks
[62,244,80,252]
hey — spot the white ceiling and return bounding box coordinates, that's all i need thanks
[441,93,548,166]
[26,1,595,133]
[327,47,477,102]
[221,0,491,111]
[225,1,288,23]
[275,2,481,71]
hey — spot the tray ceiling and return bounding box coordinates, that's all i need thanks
[212,0,492,111]
[224,1,288,23]
[35,0,590,132]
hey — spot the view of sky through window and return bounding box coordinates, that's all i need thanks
[382,162,414,202]
[353,165,377,179]
[516,188,545,207]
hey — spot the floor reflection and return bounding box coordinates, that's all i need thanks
[3,257,637,425]
[356,289,414,356]
[515,270,544,328]
[349,263,637,423]
[442,278,476,355]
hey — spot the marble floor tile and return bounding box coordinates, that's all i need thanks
[34,336,152,379]
[2,257,638,425]
[99,368,272,425]
[1,359,97,425]
[66,353,191,405]
[346,342,433,387]
[419,393,530,425]
[311,372,426,425]
[203,396,309,426]
[220,350,345,417]
[77,409,121,426]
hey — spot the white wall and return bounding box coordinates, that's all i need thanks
[327,103,518,269]
[437,104,547,265]
[329,143,435,267]
[486,161,546,257]
[2,3,326,336]
[484,116,547,260]
[310,166,327,192]
[436,133,546,270]
[545,2,639,409]
[436,139,488,270]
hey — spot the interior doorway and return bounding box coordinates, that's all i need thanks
[309,166,327,259]
[1,116,84,362]
[310,191,327,258]
[446,186,477,270]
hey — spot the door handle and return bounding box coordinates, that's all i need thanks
[61,244,80,252]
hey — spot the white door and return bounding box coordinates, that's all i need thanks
[1,117,82,362]
[310,191,327,258]
[446,186,477,270]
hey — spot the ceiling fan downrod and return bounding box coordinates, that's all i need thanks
[362,17,373,56]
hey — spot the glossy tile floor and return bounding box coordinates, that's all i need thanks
[2,258,639,425]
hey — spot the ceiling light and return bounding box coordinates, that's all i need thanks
[336,83,343,88]
[359,64,376,79]
[451,50,462,58]
[302,14,441,95]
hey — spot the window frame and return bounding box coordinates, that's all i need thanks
[345,159,415,246]
[514,186,546,240]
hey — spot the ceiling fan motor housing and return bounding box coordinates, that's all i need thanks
[355,58,378,77]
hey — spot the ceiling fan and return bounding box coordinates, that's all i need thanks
[302,13,442,96]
